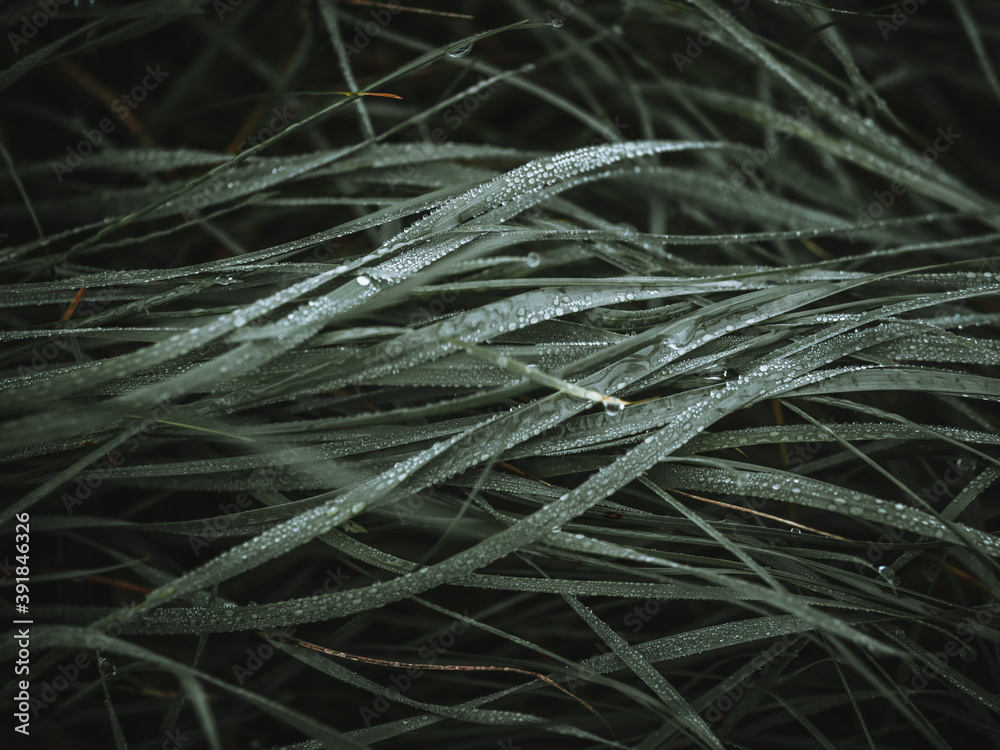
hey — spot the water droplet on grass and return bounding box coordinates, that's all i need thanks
[954,457,977,472]
[550,17,564,27]
[878,566,900,586]
[526,251,541,267]
[448,44,473,58]
[604,400,624,416]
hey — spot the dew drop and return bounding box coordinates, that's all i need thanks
[604,400,624,416]
[954,457,977,472]
[448,43,473,58]
[525,251,541,267]
[878,565,900,586]
[550,17,564,27]
[356,276,371,286]
[98,656,117,678]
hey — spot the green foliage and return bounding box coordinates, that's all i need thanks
[2,0,999,747]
